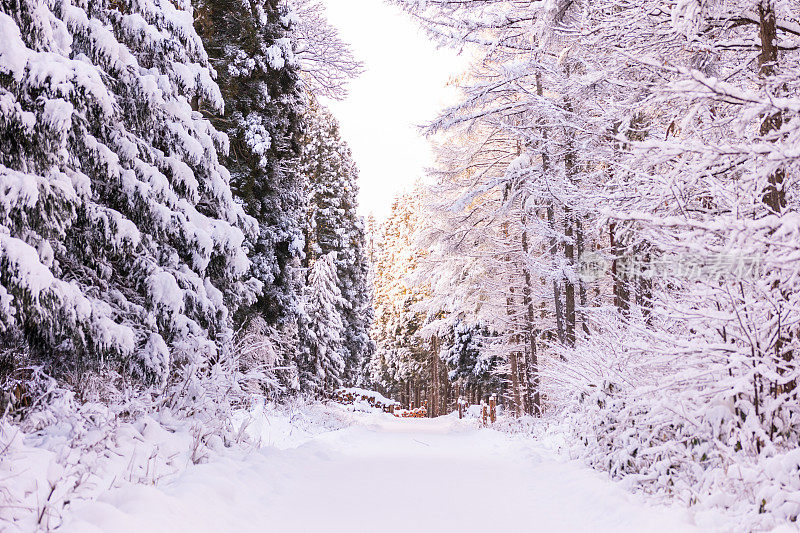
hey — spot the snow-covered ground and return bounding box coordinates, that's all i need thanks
[57,408,719,533]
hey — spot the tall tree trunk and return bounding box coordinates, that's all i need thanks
[576,218,589,336]
[506,289,523,417]
[562,99,578,348]
[548,205,566,346]
[610,222,630,315]
[521,214,541,415]
[562,174,576,347]
[635,245,653,324]
[537,72,566,348]
[443,370,451,415]
[522,338,539,416]
[758,0,786,214]
[508,339,522,417]
[429,337,439,418]
[500,182,524,416]
[563,210,576,348]
[757,0,793,394]
[522,185,539,415]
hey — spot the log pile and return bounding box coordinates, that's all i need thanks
[331,388,432,418]
[393,406,427,418]
[331,388,400,413]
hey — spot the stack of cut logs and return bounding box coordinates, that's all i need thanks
[331,390,437,419]
[393,405,428,418]
[331,388,400,413]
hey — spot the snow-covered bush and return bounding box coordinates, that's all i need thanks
[233,315,300,398]
[0,380,360,530]
[546,309,800,529]
[0,325,284,529]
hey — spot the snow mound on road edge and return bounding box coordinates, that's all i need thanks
[0,397,356,531]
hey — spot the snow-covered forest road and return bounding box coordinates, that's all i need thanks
[61,413,703,533]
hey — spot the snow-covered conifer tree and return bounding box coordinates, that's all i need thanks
[299,101,373,385]
[444,322,501,403]
[194,0,305,328]
[299,251,346,393]
[0,0,257,384]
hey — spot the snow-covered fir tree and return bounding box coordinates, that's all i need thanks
[444,322,502,403]
[0,0,258,385]
[299,101,373,385]
[194,0,305,329]
[299,251,346,393]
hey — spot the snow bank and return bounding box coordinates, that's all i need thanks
[0,396,356,531]
[486,410,800,532]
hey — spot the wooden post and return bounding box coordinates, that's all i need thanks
[489,394,497,424]
[458,397,464,419]
[482,403,488,426]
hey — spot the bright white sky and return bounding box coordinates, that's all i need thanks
[320,0,467,221]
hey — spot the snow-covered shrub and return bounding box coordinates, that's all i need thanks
[233,315,294,398]
[0,328,287,529]
[546,308,800,529]
[0,378,260,531]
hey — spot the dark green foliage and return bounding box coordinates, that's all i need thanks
[300,102,373,385]
[444,322,502,394]
[195,0,306,326]
[0,0,255,385]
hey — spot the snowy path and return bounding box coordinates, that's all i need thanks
[63,413,700,533]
